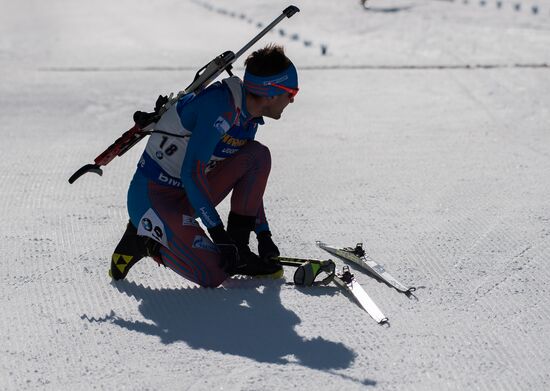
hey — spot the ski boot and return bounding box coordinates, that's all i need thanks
[227,212,283,279]
[109,221,162,280]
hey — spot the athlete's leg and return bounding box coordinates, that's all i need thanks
[128,172,227,287]
[206,141,282,277]
[126,141,273,286]
[207,140,271,217]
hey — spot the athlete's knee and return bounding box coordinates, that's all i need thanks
[246,140,271,171]
[249,140,271,158]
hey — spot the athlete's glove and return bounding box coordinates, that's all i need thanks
[257,231,280,261]
[208,225,239,275]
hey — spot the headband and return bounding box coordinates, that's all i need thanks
[243,63,298,97]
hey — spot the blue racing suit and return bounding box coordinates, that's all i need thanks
[126,76,272,286]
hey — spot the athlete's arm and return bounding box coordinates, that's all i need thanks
[179,90,234,229]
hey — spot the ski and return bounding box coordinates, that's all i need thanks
[333,266,388,325]
[316,241,416,296]
[277,257,388,324]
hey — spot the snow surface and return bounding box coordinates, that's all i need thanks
[2,0,550,390]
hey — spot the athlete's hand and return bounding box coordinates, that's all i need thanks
[208,225,239,275]
[257,231,280,261]
[216,243,239,275]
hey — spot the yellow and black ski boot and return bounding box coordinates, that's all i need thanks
[109,221,161,280]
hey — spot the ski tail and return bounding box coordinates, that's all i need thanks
[334,266,388,325]
[277,255,389,324]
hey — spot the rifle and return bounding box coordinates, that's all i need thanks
[68,5,299,184]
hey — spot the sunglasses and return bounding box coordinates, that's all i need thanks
[269,83,299,99]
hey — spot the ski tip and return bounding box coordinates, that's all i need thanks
[405,288,419,301]
[379,318,390,327]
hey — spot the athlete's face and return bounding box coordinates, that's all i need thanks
[263,93,295,120]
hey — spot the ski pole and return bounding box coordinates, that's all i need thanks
[276,256,332,267]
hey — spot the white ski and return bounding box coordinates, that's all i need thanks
[277,256,388,323]
[333,266,388,324]
[317,241,415,295]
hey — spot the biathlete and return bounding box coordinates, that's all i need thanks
[109,44,299,287]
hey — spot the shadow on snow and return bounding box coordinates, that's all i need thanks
[82,278,376,386]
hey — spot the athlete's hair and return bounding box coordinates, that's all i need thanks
[244,44,291,76]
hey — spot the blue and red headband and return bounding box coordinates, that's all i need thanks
[244,63,299,97]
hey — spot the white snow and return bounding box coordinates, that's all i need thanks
[2,0,550,390]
